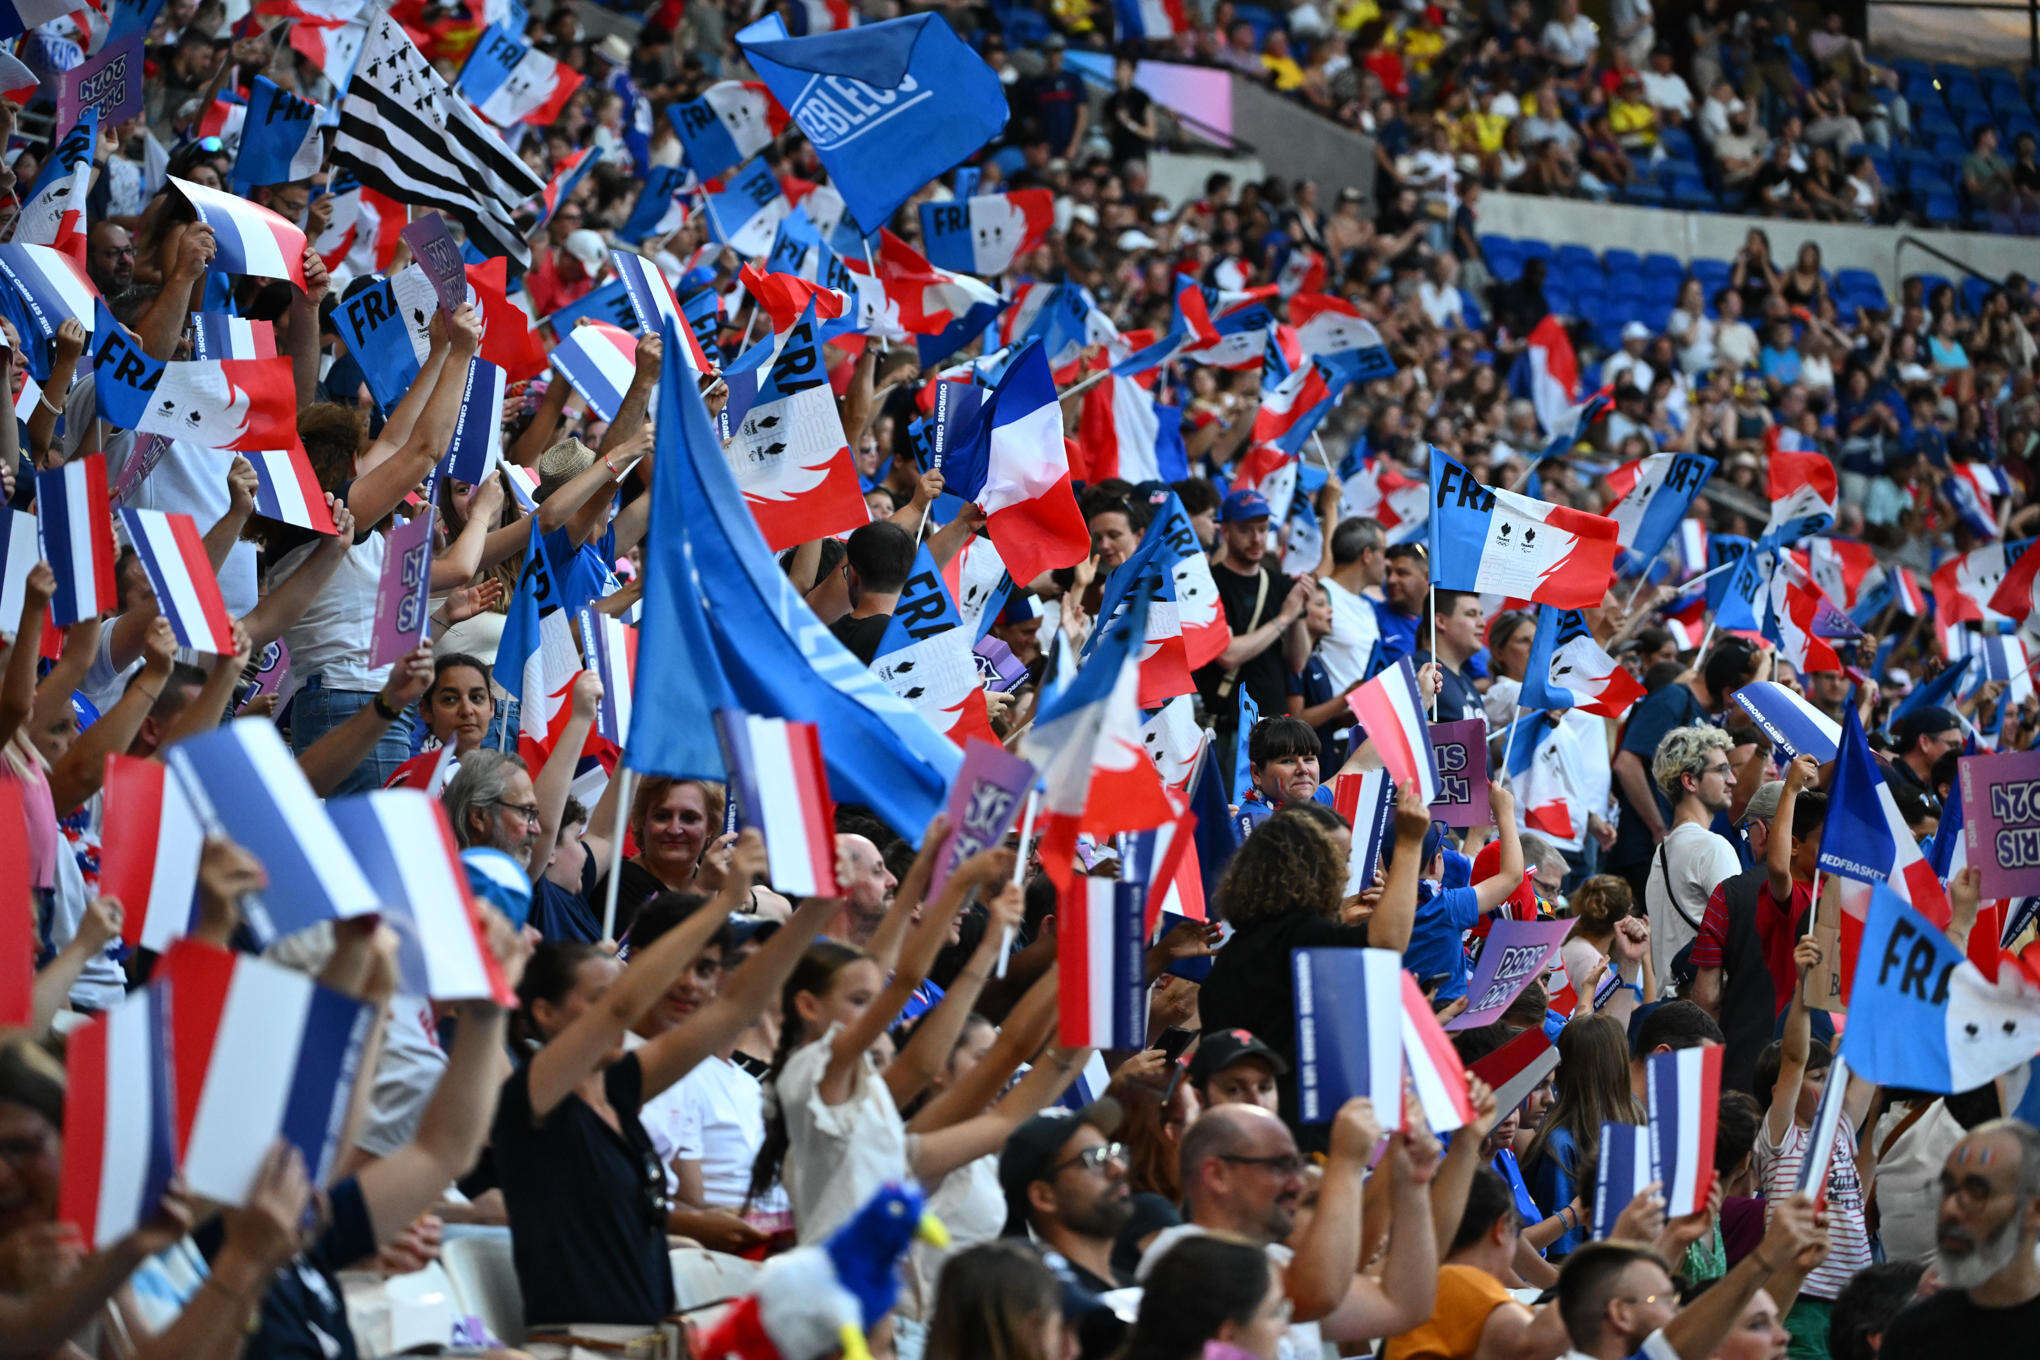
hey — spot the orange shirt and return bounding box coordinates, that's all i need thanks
[1384,1264,1521,1360]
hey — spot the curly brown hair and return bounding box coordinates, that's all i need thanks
[1566,875,1633,938]
[1215,808,1347,928]
[298,402,368,496]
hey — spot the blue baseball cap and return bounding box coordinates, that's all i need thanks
[461,847,532,931]
[1220,489,1271,523]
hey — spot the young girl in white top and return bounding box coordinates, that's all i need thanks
[747,826,1082,1243]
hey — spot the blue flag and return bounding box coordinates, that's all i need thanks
[625,322,960,834]
[1818,704,1899,887]
[331,276,423,410]
[736,11,1008,236]
[1886,657,1973,735]
[1715,546,1769,633]
[231,77,322,193]
[1840,884,2040,1092]
[875,546,964,657]
[88,300,166,430]
[545,278,639,336]
[1189,739,1241,901]
[616,164,694,245]
[1704,533,1752,612]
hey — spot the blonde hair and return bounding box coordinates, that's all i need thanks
[1652,725,1732,802]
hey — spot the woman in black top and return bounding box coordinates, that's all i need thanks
[1199,781,1430,1142]
[492,831,838,1329]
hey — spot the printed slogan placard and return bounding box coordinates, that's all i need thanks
[1428,719,1491,828]
[1960,749,2040,899]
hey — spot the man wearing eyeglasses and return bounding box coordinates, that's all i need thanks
[997,1101,1136,1293]
[1879,1118,2040,1357]
[1147,1100,1440,1360]
[1643,726,1743,991]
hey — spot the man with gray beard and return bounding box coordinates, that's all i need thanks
[1879,1118,2040,1356]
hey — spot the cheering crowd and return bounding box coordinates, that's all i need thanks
[4,3,2040,1360]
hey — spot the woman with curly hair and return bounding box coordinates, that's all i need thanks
[1198,783,1429,1143]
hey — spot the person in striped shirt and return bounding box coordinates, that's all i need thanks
[1753,934,1878,1359]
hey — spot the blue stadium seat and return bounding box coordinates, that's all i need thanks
[1478,233,1517,257]
[1963,276,1999,313]
[1911,272,1956,306]
[1487,252,1526,284]
[1517,239,1555,263]
[999,7,1051,46]
[1892,57,1933,83]
[1657,127,1696,161]
[1624,180,1669,206]
[1669,182,1715,211]
[1603,248,1642,275]
[1641,251,1683,278]
[1554,244,1600,271]
[1834,267,1882,299]
[1231,3,1278,47]
[1458,289,1486,331]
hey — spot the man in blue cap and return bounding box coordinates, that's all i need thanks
[1194,488,1315,791]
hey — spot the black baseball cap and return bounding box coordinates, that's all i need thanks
[1188,1028,1288,1086]
[998,1098,1122,1236]
[1894,705,1960,751]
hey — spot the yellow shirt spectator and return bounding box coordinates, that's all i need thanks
[1609,95,1658,148]
[1398,24,1446,74]
[1335,0,1382,33]
[1264,52,1306,90]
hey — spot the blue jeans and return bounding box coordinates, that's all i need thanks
[290,681,416,795]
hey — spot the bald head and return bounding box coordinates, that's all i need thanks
[88,222,134,293]
[833,833,896,939]
[1178,1103,1302,1243]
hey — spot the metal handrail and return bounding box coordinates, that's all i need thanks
[1893,232,2007,300]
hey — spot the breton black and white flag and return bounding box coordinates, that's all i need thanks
[331,11,547,266]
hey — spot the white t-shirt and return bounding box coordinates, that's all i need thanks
[1868,1099,1966,1264]
[1418,280,1465,329]
[1639,71,1693,118]
[357,998,447,1157]
[271,531,392,693]
[776,1025,917,1243]
[670,1053,785,1214]
[902,1153,1005,1321]
[1541,14,1599,66]
[1644,820,1740,986]
[1320,577,1380,691]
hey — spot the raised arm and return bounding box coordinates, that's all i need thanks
[523,896,734,1120]
[27,321,84,467]
[908,964,1058,1134]
[883,877,1025,1109]
[864,817,949,975]
[0,564,52,747]
[1659,1198,1824,1360]
[1322,1119,1441,1342]
[1766,934,1821,1147]
[822,841,1005,1098]
[636,839,838,1098]
[200,458,259,577]
[1768,754,1815,905]
[294,648,433,796]
[349,308,481,528]
[47,619,175,815]
[358,920,530,1243]
[508,369,572,468]
[427,475,506,590]
[1370,780,1433,953]
[152,621,251,750]
[286,246,329,410]
[137,226,214,360]
[241,498,356,647]
[1469,784,1524,912]
[525,670,598,880]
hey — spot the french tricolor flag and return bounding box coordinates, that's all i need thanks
[1768,571,1842,675]
[1513,314,1579,436]
[973,341,1089,588]
[157,940,374,1206]
[99,754,206,954]
[1276,247,1326,299]
[1077,371,1162,484]
[1253,356,1339,458]
[172,176,308,292]
[118,509,237,655]
[247,443,339,534]
[610,250,714,373]
[1799,537,1879,611]
[1947,461,2012,539]
[326,790,515,1004]
[1431,448,1621,608]
[1345,658,1440,805]
[1019,593,1176,894]
[1794,1052,1854,1208]
[1594,1120,1654,1238]
[1469,1026,1560,1119]
[1820,705,1951,999]
[1289,292,1382,363]
[0,47,37,103]
[668,80,790,180]
[1339,451,1428,544]
[1058,876,1147,1048]
[580,608,638,747]
[1292,948,1404,1124]
[188,312,278,361]
[35,454,118,626]
[1521,607,1644,719]
[458,23,583,127]
[918,188,1056,277]
[1130,799,1206,929]
[1645,1044,1722,1216]
[58,987,178,1248]
[714,710,841,898]
[1762,439,1839,546]
[1332,768,1394,897]
[551,321,639,423]
[16,109,95,264]
[163,719,381,943]
[0,243,98,346]
[0,507,35,629]
[1604,452,1717,566]
[1113,0,1188,39]
[1400,970,1476,1133]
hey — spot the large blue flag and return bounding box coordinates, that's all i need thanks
[735,12,1007,235]
[625,322,959,835]
[231,77,323,193]
[1839,884,2040,1093]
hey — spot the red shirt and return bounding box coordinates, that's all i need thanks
[524,248,597,319]
[1692,875,1810,1016]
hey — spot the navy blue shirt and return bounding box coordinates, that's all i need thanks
[1406,879,1484,1001]
[1371,598,1422,669]
[1023,70,1088,152]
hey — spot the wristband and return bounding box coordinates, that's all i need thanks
[372,693,402,721]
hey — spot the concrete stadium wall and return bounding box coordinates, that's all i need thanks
[1226,77,1378,212]
[1476,190,2035,296]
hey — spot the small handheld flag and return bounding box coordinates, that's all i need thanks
[1731,682,1841,763]
[1429,447,1620,608]
[58,988,178,1248]
[1644,1044,1722,1216]
[1793,1052,1852,1208]
[1399,970,1476,1133]
[1345,658,1440,804]
[1593,1121,1653,1240]
[99,755,205,954]
[714,710,841,898]
[1291,948,1404,1125]
[579,609,638,748]
[118,509,238,655]
[36,454,118,626]
[1057,876,1147,1049]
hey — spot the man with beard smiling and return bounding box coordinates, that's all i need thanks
[1879,1119,2040,1356]
[999,1100,1136,1292]
[1145,1101,1440,1360]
